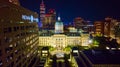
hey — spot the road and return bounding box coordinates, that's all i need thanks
[52,59,70,67]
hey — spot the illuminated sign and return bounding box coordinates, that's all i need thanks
[22,15,38,22]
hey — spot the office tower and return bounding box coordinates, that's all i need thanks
[40,0,46,26]
[43,9,56,29]
[74,17,84,29]
[94,21,104,35]
[0,1,39,67]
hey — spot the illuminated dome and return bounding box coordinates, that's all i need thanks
[55,16,64,33]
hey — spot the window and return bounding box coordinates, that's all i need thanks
[0,40,1,45]
[4,37,12,43]
[21,26,24,30]
[8,27,12,32]
[0,59,2,66]
[14,27,17,31]
[4,28,10,33]
[5,47,12,53]
[0,50,1,56]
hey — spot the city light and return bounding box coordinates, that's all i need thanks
[22,15,39,22]
[89,39,93,43]
[106,46,110,50]
[1,0,120,67]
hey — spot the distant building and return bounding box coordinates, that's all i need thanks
[94,21,104,35]
[43,9,56,29]
[40,1,56,29]
[73,17,93,33]
[68,27,77,33]
[39,17,91,48]
[55,16,64,34]
[74,17,84,29]
[104,17,119,37]
[40,0,46,26]
[104,17,112,36]
[0,1,39,67]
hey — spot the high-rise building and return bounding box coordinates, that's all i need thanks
[48,9,56,23]
[104,17,119,37]
[0,1,39,67]
[43,9,56,29]
[39,0,56,29]
[104,17,112,36]
[74,17,84,29]
[40,0,46,26]
[73,17,92,32]
[94,21,104,35]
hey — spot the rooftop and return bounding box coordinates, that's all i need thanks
[83,50,120,64]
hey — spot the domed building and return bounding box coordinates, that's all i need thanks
[55,16,64,33]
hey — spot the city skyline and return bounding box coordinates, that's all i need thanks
[20,0,120,23]
[0,0,120,67]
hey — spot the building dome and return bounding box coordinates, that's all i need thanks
[55,16,64,33]
[55,21,63,26]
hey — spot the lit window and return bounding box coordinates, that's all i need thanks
[9,0,12,2]
[9,44,13,47]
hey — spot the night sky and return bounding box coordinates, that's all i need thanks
[20,0,120,24]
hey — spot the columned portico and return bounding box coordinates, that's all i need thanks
[52,34,67,50]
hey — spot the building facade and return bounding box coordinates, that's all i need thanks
[73,17,93,33]
[0,1,39,67]
[40,1,56,29]
[39,33,81,49]
[40,0,46,26]
[9,0,20,6]
[74,17,84,29]
[55,17,64,34]
[44,9,56,29]
[94,21,104,35]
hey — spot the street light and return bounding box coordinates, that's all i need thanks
[89,39,93,44]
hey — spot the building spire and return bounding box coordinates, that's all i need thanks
[58,14,61,21]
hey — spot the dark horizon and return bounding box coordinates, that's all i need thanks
[20,0,120,24]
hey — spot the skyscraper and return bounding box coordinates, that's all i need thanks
[0,1,39,67]
[40,0,46,26]
[94,21,104,35]
[73,17,91,32]
[74,17,84,29]
[43,9,56,29]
